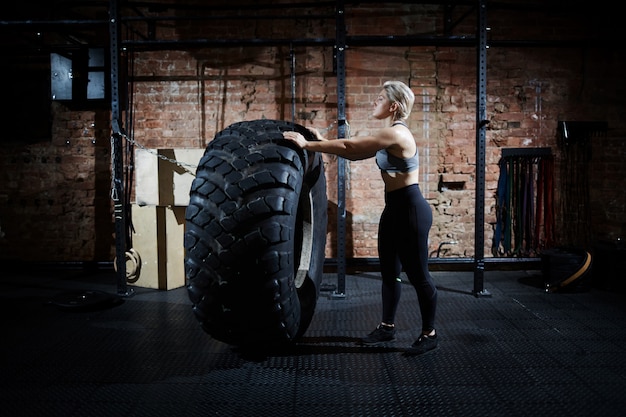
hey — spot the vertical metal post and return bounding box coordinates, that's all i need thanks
[109,0,133,297]
[474,0,491,297]
[333,0,347,298]
[290,44,296,124]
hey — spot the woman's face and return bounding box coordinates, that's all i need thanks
[372,89,393,120]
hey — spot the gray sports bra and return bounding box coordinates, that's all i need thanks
[375,122,418,173]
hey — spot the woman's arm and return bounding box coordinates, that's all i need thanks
[283,128,395,161]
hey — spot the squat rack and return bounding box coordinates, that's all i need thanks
[107,0,490,297]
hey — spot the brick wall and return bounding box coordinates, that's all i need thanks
[1,2,624,263]
[0,104,113,261]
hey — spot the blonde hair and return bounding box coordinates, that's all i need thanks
[383,80,415,121]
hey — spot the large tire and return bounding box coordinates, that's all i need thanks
[184,119,327,346]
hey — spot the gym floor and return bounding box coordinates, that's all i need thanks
[1,266,625,417]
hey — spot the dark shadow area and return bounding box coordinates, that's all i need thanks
[234,335,404,362]
[1,268,625,417]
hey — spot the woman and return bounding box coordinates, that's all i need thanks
[283,80,438,356]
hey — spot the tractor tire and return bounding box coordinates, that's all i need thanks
[184,119,327,346]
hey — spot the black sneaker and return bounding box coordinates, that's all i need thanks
[358,324,396,345]
[403,333,438,356]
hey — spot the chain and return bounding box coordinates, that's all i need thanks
[110,135,120,202]
[120,132,199,176]
[110,135,124,220]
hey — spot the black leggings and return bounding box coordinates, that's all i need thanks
[378,184,437,333]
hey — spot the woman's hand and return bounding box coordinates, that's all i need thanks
[282,131,308,149]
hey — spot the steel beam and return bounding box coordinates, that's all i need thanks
[332,0,347,299]
[109,0,133,297]
[473,0,491,298]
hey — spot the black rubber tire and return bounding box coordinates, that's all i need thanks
[184,119,327,346]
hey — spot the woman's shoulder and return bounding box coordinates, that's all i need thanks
[380,124,414,143]
[375,125,402,140]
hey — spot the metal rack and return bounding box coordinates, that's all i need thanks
[493,147,554,261]
[107,0,483,296]
[103,0,493,296]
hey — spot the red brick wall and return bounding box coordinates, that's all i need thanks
[1,2,624,263]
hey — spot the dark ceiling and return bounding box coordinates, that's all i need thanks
[1,0,621,57]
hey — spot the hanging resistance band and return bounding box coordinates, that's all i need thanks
[492,148,554,257]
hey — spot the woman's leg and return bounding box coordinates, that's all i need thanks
[378,204,403,325]
[398,185,437,333]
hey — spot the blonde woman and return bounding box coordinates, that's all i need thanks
[283,80,438,355]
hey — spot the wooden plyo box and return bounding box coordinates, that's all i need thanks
[131,148,204,290]
[135,148,203,206]
[129,204,186,290]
